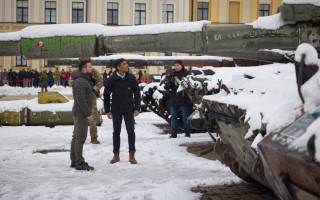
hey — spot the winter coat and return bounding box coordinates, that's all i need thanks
[40,73,49,87]
[138,70,143,80]
[71,70,93,118]
[103,71,140,114]
[53,70,61,80]
[3,71,8,80]
[26,71,31,79]
[168,67,192,107]
[47,71,54,80]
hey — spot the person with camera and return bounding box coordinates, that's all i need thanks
[164,60,192,138]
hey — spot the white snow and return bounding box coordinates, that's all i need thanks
[201,63,302,137]
[250,13,295,30]
[283,0,320,6]
[295,43,320,112]
[294,43,319,65]
[0,21,211,41]
[62,55,234,62]
[0,85,73,96]
[0,112,240,199]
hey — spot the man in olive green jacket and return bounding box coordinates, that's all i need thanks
[70,58,94,171]
[40,70,49,92]
[69,68,103,144]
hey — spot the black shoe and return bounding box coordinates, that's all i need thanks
[169,135,177,138]
[185,134,191,138]
[75,161,94,171]
[70,162,75,168]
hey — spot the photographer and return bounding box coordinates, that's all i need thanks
[163,60,192,138]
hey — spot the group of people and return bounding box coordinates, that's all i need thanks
[137,69,150,82]
[0,68,73,88]
[1,68,43,88]
[70,58,192,171]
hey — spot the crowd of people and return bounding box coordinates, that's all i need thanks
[0,67,150,88]
[0,68,71,88]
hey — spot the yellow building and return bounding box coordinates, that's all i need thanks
[190,0,282,23]
[0,0,282,75]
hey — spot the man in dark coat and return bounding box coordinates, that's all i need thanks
[164,60,192,138]
[138,69,143,81]
[104,58,140,164]
[26,68,32,87]
[70,58,94,171]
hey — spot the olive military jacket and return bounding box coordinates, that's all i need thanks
[71,70,93,118]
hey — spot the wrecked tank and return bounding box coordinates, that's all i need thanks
[177,44,320,199]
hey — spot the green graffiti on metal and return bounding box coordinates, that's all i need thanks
[21,35,95,55]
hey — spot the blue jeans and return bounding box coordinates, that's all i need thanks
[170,106,191,136]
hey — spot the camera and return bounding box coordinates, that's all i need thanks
[160,74,175,90]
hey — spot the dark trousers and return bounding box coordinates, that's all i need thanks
[70,115,88,165]
[112,112,136,154]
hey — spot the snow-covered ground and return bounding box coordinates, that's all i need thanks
[0,85,73,96]
[0,112,240,200]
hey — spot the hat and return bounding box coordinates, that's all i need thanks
[174,60,184,67]
[113,58,125,69]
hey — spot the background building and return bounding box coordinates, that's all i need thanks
[0,0,282,75]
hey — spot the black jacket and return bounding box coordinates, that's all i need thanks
[168,67,192,107]
[103,71,140,114]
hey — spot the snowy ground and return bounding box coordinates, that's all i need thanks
[0,112,240,200]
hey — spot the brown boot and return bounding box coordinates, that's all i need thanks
[90,136,100,144]
[110,152,120,164]
[129,151,137,164]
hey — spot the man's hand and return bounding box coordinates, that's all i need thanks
[87,115,93,120]
[134,110,139,117]
[106,112,112,119]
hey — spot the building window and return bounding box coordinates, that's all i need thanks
[259,4,270,17]
[107,2,118,25]
[197,2,208,21]
[135,52,145,56]
[164,52,172,56]
[135,3,146,25]
[72,2,84,23]
[166,4,174,23]
[16,56,27,66]
[17,0,28,23]
[45,1,56,24]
